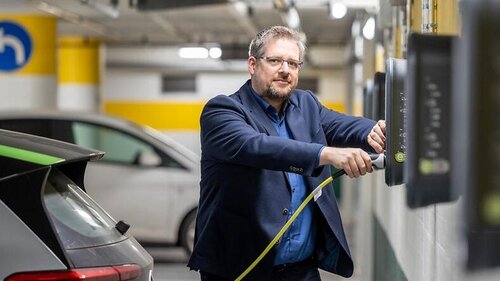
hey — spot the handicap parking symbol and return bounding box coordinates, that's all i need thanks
[0,21,33,72]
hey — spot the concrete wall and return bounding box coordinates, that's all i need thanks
[353,171,500,281]
[101,67,348,154]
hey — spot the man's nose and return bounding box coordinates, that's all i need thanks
[279,61,290,73]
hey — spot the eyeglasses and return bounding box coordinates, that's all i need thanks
[258,56,303,71]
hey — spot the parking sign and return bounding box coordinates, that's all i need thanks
[0,21,32,72]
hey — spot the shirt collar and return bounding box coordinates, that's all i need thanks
[249,81,290,120]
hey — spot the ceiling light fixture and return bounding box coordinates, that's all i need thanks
[178,46,222,59]
[209,47,222,59]
[178,47,209,59]
[272,0,301,30]
[362,17,376,40]
[329,0,347,19]
[284,6,301,29]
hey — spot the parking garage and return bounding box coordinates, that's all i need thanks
[1,1,499,281]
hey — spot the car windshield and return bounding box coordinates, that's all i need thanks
[43,168,125,249]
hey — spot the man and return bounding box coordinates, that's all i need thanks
[188,25,386,280]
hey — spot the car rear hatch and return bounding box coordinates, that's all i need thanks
[0,129,153,281]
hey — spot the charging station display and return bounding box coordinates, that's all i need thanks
[405,33,456,208]
[372,72,386,121]
[452,0,500,271]
[385,58,407,186]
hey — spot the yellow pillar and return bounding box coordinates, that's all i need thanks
[409,0,423,32]
[0,15,57,110]
[436,0,460,35]
[419,0,459,35]
[58,37,102,112]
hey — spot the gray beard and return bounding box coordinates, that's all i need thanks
[265,84,292,101]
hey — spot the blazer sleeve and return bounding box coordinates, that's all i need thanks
[310,92,376,152]
[200,95,324,176]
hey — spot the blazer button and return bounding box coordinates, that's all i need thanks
[282,208,289,215]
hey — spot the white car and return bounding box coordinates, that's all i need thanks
[0,111,199,254]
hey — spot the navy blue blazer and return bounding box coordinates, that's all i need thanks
[188,80,376,280]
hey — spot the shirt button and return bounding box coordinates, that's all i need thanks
[282,208,289,215]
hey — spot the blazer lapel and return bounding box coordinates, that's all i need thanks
[238,82,278,136]
[286,102,312,143]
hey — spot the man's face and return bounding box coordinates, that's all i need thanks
[248,38,301,102]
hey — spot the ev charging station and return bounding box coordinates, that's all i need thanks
[364,72,386,122]
[372,72,386,122]
[452,0,500,271]
[405,33,457,208]
[384,58,407,186]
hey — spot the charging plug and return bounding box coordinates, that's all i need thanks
[370,154,386,170]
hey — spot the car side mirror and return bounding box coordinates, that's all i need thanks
[136,151,161,167]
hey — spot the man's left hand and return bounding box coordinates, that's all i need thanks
[367,120,386,154]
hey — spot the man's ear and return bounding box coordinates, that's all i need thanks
[248,56,256,75]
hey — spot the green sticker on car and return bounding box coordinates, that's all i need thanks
[0,144,64,165]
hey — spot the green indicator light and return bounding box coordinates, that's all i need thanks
[419,159,433,175]
[394,152,406,163]
[483,193,500,226]
[0,144,64,165]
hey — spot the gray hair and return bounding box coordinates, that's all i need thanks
[248,26,306,60]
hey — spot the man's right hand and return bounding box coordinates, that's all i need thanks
[319,147,372,178]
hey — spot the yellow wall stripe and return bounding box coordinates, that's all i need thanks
[322,102,345,114]
[0,15,56,75]
[59,37,100,84]
[104,101,346,131]
[104,101,205,131]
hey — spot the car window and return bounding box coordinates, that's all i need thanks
[71,121,179,166]
[43,168,125,249]
[0,118,186,168]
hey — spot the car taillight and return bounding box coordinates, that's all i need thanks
[5,264,141,281]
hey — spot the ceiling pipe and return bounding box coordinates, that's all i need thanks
[272,0,302,31]
[80,0,120,18]
[227,1,258,37]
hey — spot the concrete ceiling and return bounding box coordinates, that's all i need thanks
[5,0,380,45]
[2,0,379,68]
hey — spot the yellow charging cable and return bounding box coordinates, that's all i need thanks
[235,171,343,281]
[234,154,385,280]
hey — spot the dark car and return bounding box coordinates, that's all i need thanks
[0,129,153,281]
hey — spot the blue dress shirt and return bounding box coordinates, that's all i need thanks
[250,88,317,265]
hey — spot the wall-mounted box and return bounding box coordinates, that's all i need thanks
[452,0,500,271]
[385,58,407,186]
[405,33,457,208]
